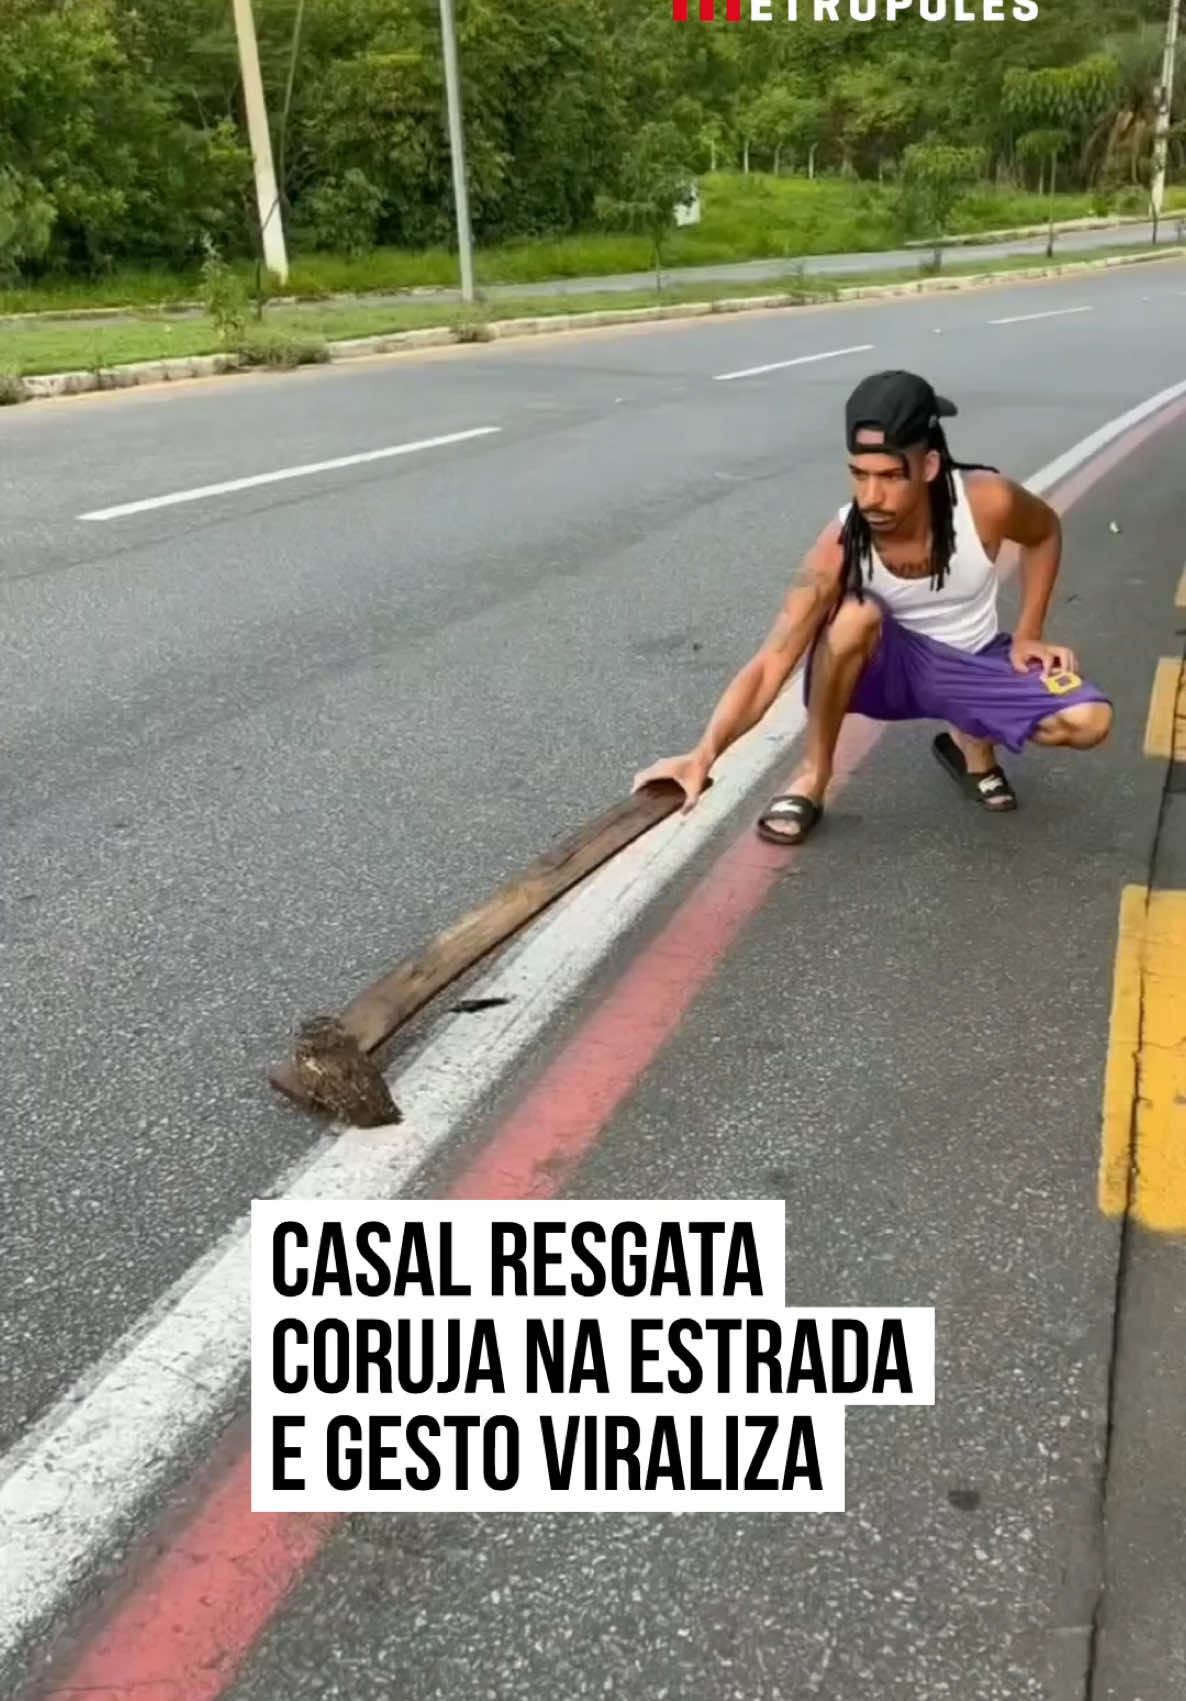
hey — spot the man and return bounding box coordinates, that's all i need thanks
[633,370,1113,844]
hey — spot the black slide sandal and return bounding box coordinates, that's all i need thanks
[932,732,1017,811]
[756,794,823,845]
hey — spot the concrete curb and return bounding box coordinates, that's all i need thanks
[20,351,240,398]
[904,211,1174,249]
[831,244,1186,297]
[9,245,1186,405]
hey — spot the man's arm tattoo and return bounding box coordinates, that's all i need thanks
[792,554,827,589]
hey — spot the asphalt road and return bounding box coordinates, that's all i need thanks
[224,410,1186,1701]
[2,256,1185,1695]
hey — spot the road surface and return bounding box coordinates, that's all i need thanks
[2,257,1185,1699]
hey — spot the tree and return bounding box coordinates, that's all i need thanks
[830,61,923,180]
[0,167,54,280]
[1016,127,1073,252]
[745,80,825,176]
[897,141,985,271]
[0,0,1179,284]
[595,121,696,291]
[1087,24,1185,186]
[697,116,731,175]
[789,96,827,180]
[0,0,249,274]
[1002,54,1122,185]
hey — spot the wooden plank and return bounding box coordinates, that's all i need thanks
[267,778,700,1123]
[342,778,697,1053]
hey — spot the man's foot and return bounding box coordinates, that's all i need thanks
[932,732,1017,811]
[756,772,828,844]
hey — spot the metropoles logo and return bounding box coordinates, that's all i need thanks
[672,0,742,15]
[671,0,1041,18]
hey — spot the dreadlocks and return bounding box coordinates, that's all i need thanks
[840,424,997,604]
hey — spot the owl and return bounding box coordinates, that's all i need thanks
[292,1014,402,1128]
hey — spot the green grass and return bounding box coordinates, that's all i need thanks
[2,240,1182,381]
[0,318,235,373]
[4,173,1185,317]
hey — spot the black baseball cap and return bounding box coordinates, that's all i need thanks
[845,370,957,453]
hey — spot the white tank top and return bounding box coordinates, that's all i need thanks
[838,471,999,653]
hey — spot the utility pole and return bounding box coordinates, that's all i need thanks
[231,0,289,283]
[437,0,475,303]
[1150,0,1181,239]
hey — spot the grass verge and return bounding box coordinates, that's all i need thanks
[3,174,1184,317]
[2,243,1183,385]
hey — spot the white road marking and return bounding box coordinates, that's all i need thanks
[78,426,503,521]
[5,376,1186,1676]
[1022,376,1186,490]
[713,343,874,382]
[989,306,1095,326]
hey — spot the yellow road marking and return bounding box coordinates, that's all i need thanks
[1100,886,1186,1233]
[1143,656,1184,760]
[1100,885,1146,1218]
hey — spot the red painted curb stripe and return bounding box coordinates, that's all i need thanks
[47,1460,331,1701]
[40,396,1185,1700]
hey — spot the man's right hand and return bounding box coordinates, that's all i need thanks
[632,749,713,813]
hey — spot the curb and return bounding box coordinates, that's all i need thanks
[10,245,1186,406]
[20,350,240,398]
[904,211,1174,249]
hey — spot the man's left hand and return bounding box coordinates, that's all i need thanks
[1010,637,1078,676]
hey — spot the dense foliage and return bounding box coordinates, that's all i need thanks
[0,0,1179,278]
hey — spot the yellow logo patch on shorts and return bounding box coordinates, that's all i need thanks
[1043,670,1083,695]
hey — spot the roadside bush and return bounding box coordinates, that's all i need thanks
[235,328,330,368]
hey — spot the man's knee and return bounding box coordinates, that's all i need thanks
[825,595,883,657]
[1040,699,1114,749]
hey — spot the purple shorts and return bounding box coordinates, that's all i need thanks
[805,601,1112,754]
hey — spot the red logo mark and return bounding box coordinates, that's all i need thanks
[673,0,742,19]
